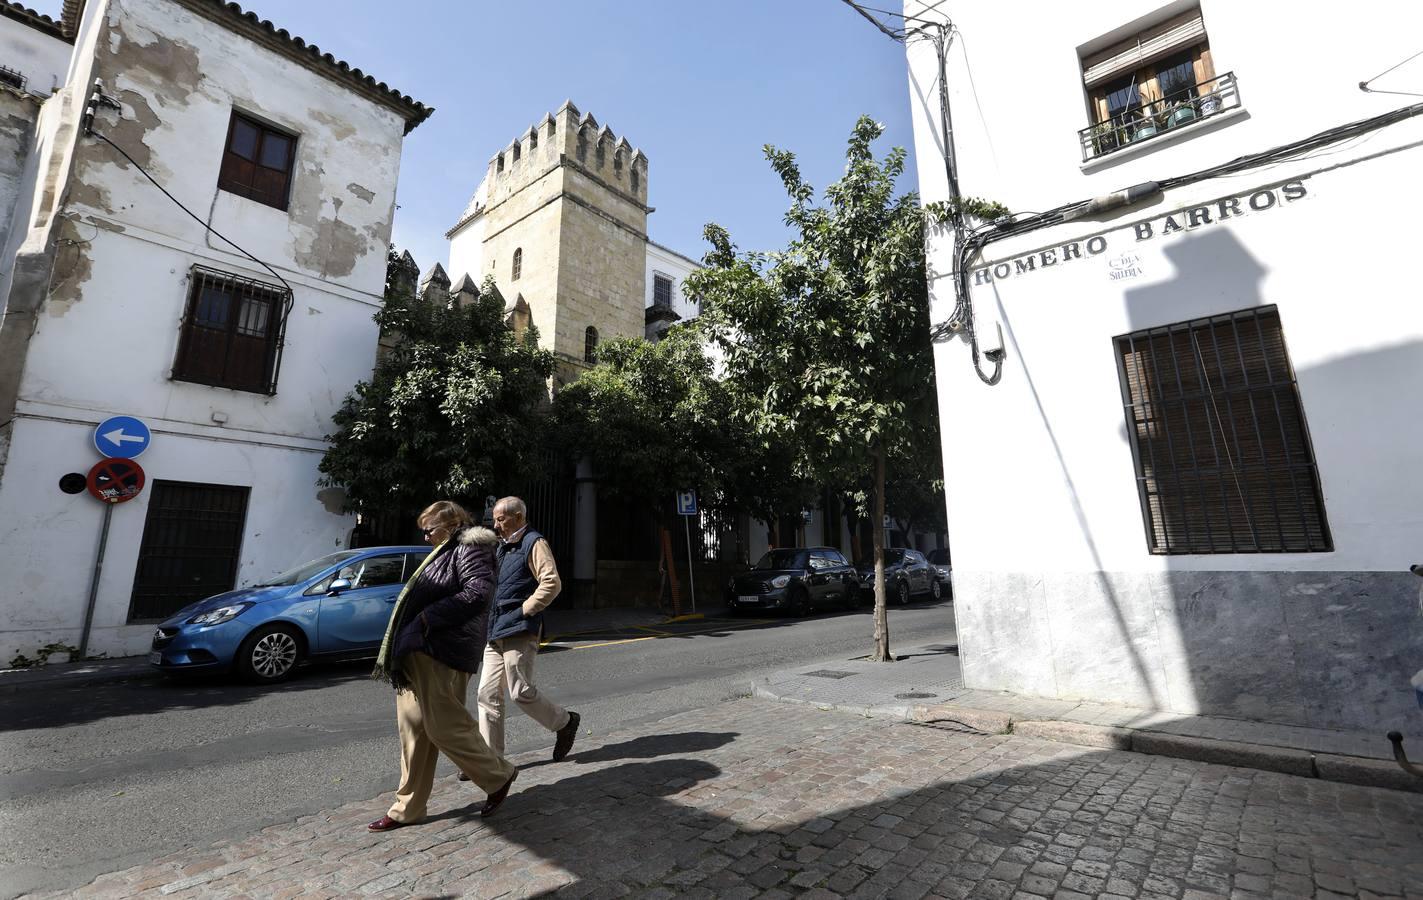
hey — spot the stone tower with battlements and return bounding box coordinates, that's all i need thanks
[446,101,650,385]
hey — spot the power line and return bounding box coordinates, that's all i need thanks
[839,0,903,41]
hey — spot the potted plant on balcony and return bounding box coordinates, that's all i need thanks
[1089,121,1120,156]
[1163,99,1198,129]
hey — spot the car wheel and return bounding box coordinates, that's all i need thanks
[790,587,811,618]
[236,624,303,684]
[930,579,942,601]
[896,580,910,606]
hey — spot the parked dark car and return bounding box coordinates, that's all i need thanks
[726,547,861,616]
[856,548,942,605]
[926,548,953,597]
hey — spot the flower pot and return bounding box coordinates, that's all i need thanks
[1166,106,1198,128]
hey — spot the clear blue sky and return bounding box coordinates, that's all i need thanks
[33,0,919,273]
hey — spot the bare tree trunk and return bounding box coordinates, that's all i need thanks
[872,446,892,662]
[768,517,780,549]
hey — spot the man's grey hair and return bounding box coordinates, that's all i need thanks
[494,496,527,520]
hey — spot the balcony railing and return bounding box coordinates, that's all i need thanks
[1079,71,1239,162]
[0,65,26,93]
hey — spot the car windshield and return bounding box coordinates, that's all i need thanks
[754,549,808,570]
[857,550,905,567]
[251,551,362,587]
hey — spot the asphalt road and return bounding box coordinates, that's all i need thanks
[0,601,955,898]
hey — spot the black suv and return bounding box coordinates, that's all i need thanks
[726,547,861,616]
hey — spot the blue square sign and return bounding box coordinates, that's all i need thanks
[676,490,697,516]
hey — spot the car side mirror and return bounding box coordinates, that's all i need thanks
[328,578,352,595]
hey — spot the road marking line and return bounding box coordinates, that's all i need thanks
[541,619,778,651]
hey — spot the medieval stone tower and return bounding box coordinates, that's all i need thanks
[446,101,650,385]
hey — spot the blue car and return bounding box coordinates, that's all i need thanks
[148,545,428,683]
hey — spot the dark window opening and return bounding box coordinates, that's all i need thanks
[584,326,599,363]
[173,266,289,394]
[653,274,673,308]
[217,111,296,211]
[1114,306,1331,554]
[0,65,26,91]
[512,247,522,281]
[530,130,538,151]
[129,481,250,622]
[497,153,504,173]
[512,142,521,162]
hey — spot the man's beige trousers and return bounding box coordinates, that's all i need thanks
[387,652,516,824]
[477,632,570,755]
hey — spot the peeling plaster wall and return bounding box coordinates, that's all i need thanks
[0,0,415,660]
[0,15,72,97]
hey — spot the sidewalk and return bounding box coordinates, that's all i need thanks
[754,642,1423,795]
[0,607,678,695]
[35,697,1423,898]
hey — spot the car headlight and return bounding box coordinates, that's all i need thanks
[770,575,791,589]
[187,603,253,626]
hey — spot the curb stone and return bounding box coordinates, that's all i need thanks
[755,678,1423,794]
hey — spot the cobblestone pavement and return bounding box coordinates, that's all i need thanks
[41,699,1423,899]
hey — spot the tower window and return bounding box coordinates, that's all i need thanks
[548,120,557,141]
[584,326,599,363]
[497,153,505,173]
[530,130,538,151]
[512,248,522,281]
[614,152,623,177]
[512,142,521,162]
[631,168,640,193]
[596,140,606,169]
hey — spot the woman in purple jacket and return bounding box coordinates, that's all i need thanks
[367,501,518,832]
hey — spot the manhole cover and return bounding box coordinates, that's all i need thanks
[803,669,857,680]
[894,691,938,700]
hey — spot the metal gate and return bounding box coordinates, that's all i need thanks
[514,454,577,573]
[128,480,250,621]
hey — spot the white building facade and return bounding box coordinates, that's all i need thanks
[0,0,429,661]
[907,0,1423,733]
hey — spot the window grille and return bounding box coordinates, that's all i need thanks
[129,480,249,621]
[173,266,290,394]
[1114,306,1331,554]
[0,65,26,92]
[584,326,599,363]
[653,274,673,308]
[512,247,522,281]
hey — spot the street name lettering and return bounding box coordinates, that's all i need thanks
[973,180,1308,286]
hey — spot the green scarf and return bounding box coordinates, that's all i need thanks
[371,541,444,688]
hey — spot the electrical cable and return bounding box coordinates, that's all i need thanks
[1360,48,1423,90]
[87,127,296,319]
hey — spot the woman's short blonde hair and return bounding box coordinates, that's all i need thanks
[418,500,472,533]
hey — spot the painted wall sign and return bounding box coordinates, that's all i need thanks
[972,180,1308,286]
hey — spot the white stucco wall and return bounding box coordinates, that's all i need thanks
[645,240,701,322]
[0,0,417,660]
[906,0,1423,731]
[0,14,71,96]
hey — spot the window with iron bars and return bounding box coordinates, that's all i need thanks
[653,273,673,308]
[0,65,26,92]
[172,266,289,395]
[1114,306,1331,554]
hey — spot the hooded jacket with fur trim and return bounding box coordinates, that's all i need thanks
[390,525,499,673]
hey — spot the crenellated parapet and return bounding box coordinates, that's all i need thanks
[449,99,649,236]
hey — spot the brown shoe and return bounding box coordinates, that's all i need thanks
[367,815,406,832]
[552,711,581,762]
[481,770,518,818]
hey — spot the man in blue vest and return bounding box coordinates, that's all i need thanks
[476,496,581,762]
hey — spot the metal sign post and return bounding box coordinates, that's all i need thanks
[676,491,698,614]
[77,440,149,659]
[78,504,114,661]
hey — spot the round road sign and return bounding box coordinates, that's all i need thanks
[86,458,145,504]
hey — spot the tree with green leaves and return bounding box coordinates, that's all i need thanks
[686,116,943,661]
[319,250,555,519]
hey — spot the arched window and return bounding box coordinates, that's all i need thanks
[614,151,623,177]
[512,248,522,281]
[584,326,599,363]
[631,167,640,193]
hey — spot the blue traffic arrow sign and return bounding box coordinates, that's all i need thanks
[93,415,152,459]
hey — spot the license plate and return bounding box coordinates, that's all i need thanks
[148,651,162,665]
[737,595,761,604]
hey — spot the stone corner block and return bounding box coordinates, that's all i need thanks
[1314,753,1423,793]
[911,704,1013,735]
[1131,731,1314,777]
[1013,719,1134,750]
